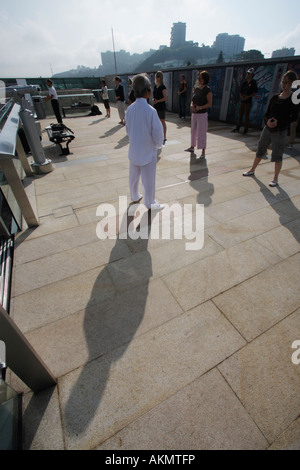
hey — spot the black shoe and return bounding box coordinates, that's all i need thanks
[243,128,248,135]
[231,128,239,133]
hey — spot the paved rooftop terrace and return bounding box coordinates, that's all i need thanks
[7,104,300,450]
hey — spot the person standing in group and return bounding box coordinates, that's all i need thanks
[153,71,167,144]
[243,70,298,187]
[100,79,110,118]
[178,74,187,120]
[114,76,125,125]
[231,68,258,135]
[186,70,213,159]
[125,74,164,211]
[288,72,300,148]
[128,78,136,105]
[44,79,63,124]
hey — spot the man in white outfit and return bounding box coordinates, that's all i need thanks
[44,79,63,123]
[125,74,164,211]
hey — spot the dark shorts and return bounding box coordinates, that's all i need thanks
[257,126,287,162]
[103,99,110,109]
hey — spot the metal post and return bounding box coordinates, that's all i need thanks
[0,103,39,228]
[0,159,38,228]
[16,134,33,177]
[0,305,57,393]
[19,97,54,174]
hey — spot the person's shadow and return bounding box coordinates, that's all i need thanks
[99,125,123,139]
[254,177,300,243]
[188,153,214,208]
[63,209,152,437]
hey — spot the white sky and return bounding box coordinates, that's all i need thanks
[0,0,299,77]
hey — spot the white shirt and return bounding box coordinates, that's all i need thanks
[101,86,109,100]
[48,86,58,100]
[125,98,164,166]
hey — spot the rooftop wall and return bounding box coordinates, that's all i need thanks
[1,56,300,129]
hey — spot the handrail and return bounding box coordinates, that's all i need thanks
[0,103,21,158]
[0,104,56,392]
[0,99,14,129]
[0,103,39,228]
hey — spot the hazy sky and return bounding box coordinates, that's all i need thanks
[0,0,299,77]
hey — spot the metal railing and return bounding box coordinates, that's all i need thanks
[0,101,56,393]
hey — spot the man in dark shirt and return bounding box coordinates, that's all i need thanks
[232,67,258,134]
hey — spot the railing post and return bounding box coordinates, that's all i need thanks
[0,305,57,393]
[0,103,39,228]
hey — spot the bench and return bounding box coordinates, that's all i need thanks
[45,124,75,156]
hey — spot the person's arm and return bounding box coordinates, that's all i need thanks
[43,92,54,102]
[152,111,164,148]
[264,96,277,128]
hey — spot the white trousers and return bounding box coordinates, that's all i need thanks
[129,159,157,209]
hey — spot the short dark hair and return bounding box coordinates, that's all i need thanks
[283,70,297,83]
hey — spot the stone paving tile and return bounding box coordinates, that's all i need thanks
[218,310,300,443]
[14,222,99,265]
[11,266,116,333]
[12,237,131,296]
[213,253,300,341]
[9,109,300,450]
[255,219,300,260]
[163,237,282,312]
[268,417,300,450]
[25,278,183,378]
[206,204,296,248]
[58,301,245,449]
[97,369,268,451]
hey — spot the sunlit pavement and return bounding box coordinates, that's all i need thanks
[8,104,300,450]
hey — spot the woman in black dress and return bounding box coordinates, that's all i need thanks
[153,71,167,144]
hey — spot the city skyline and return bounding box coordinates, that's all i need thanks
[0,0,299,77]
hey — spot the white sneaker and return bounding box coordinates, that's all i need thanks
[150,202,165,211]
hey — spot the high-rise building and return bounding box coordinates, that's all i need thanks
[272,47,295,58]
[212,33,245,58]
[170,22,186,48]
